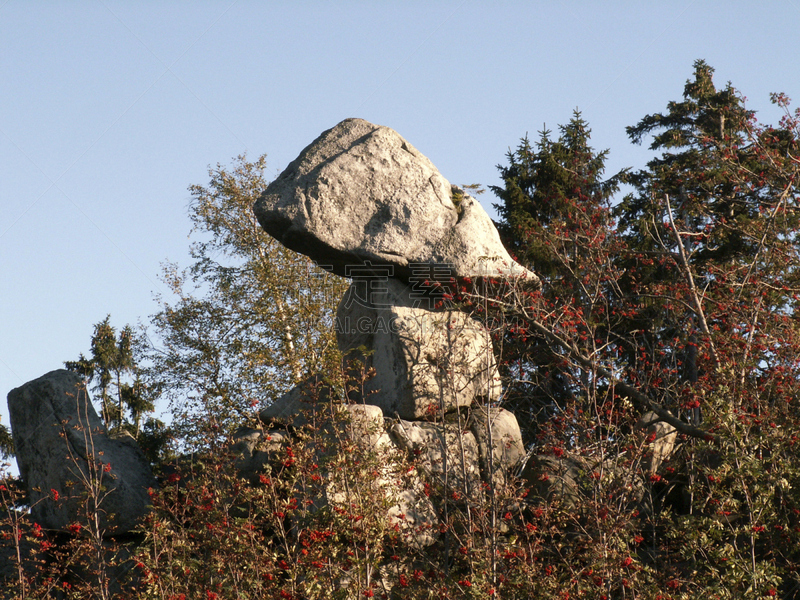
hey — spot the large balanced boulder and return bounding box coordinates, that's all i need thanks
[337,278,501,419]
[7,370,155,534]
[254,118,538,288]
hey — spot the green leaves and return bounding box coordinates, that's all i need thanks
[142,155,348,448]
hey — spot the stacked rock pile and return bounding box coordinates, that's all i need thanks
[237,118,536,548]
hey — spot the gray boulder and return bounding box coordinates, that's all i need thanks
[637,411,678,474]
[253,118,539,289]
[230,427,292,483]
[314,404,439,549]
[337,278,502,420]
[390,419,482,498]
[247,404,438,549]
[320,403,394,452]
[468,407,525,488]
[519,452,645,509]
[7,370,155,534]
[257,379,399,453]
[519,454,587,509]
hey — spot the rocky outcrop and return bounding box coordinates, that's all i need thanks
[4,119,538,598]
[230,427,292,484]
[249,118,535,554]
[251,397,528,547]
[337,278,501,420]
[6,370,155,534]
[250,401,440,549]
[254,118,539,289]
[389,419,482,496]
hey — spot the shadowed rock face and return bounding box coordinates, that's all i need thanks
[254,118,539,288]
[7,370,155,534]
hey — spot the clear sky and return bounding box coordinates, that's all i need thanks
[2,1,799,464]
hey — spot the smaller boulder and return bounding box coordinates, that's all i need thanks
[7,370,155,534]
[385,485,439,549]
[338,279,502,420]
[250,404,439,549]
[389,419,482,498]
[637,411,678,474]
[468,407,525,488]
[230,427,291,483]
[320,406,438,549]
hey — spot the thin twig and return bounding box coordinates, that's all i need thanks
[465,290,717,442]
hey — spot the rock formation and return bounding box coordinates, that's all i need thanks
[247,118,534,552]
[5,118,536,595]
[2,118,679,598]
[6,370,155,534]
[468,406,526,488]
[254,117,539,289]
[389,419,482,495]
[637,411,678,474]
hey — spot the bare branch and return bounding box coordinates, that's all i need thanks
[664,194,720,370]
[466,288,718,442]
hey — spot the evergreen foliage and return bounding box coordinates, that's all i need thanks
[65,315,153,436]
[0,420,12,460]
[491,111,628,445]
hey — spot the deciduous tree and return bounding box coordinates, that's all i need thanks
[142,155,347,448]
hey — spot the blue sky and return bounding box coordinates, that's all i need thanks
[2,1,799,463]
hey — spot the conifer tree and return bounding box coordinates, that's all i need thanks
[617,59,800,416]
[621,59,759,267]
[65,315,153,435]
[494,110,625,284]
[492,111,627,443]
[0,420,12,459]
